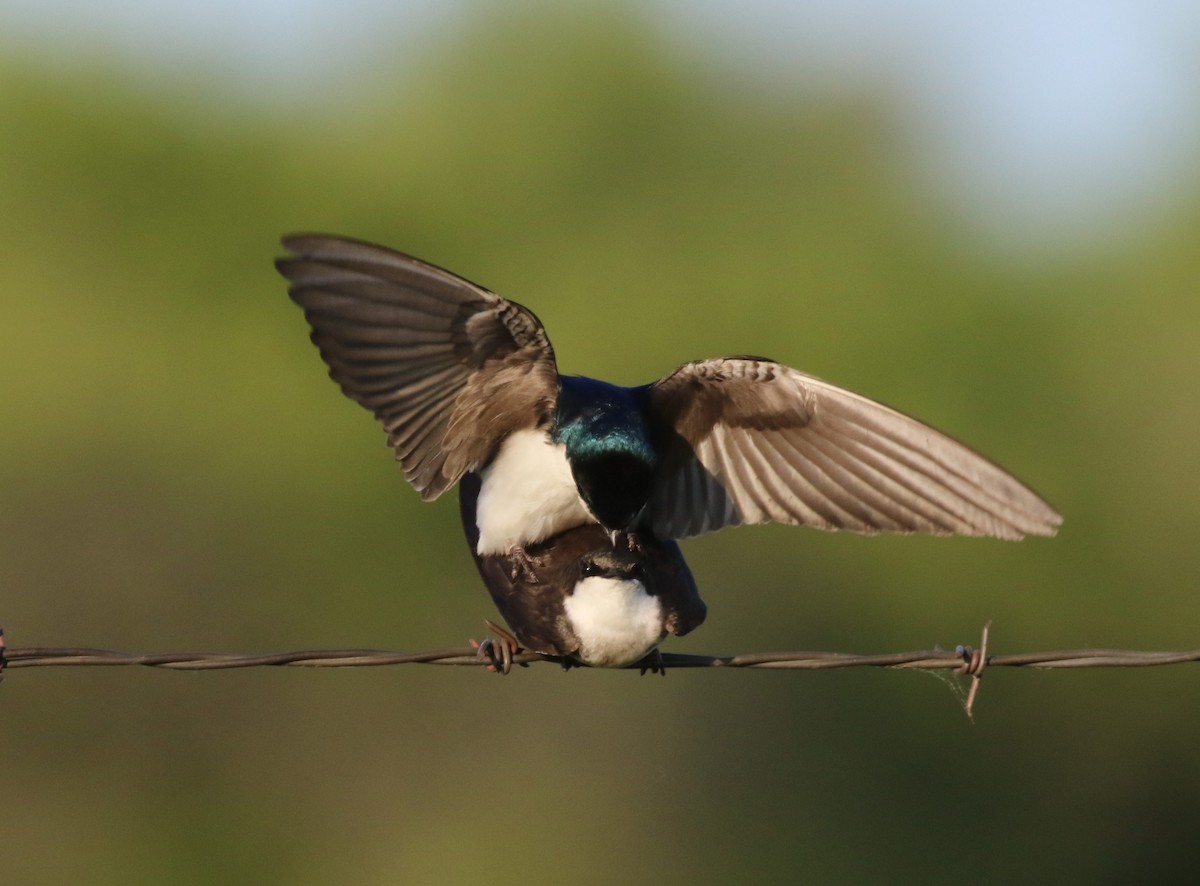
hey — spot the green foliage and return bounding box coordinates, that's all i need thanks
[3,8,1199,884]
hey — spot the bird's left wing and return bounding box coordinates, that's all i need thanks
[278,234,559,501]
[645,357,1062,541]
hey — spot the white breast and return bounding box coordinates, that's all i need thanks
[475,428,593,554]
[563,576,665,668]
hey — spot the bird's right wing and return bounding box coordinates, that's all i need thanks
[278,234,559,500]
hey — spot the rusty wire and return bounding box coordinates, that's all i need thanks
[4,624,1199,673]
[7,623,1195,718]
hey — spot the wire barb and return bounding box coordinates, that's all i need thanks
[955,620,991,720]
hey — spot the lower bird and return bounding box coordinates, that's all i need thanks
[458,473,705,673]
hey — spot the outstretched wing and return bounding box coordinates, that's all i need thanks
[646,357,1062,541]
[278,234,559,500]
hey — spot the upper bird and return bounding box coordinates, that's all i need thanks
[277,233,1061,557]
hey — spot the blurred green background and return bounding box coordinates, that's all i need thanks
[4,3,1200,883]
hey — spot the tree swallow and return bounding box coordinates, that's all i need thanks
[458,473,706,672]
[277,234,1061,561]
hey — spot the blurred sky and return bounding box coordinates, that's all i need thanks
[4,0,1199,254]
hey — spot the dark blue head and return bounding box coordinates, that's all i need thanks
[554,376,657,531]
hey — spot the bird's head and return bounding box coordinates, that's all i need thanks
[575,548,645,585]
[556,412,657,532]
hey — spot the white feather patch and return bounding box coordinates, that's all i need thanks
[563,576,664,667]
[475,428,592,554]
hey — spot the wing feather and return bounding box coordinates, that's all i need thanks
[647,357,1061,540]
[278,234,558,500]
[798,424,952,532]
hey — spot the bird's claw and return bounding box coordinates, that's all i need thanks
[470,637,511,674]
[625,531,649,556]
[637,648,666,676]
[469,619,524,675]
[508,546,543,584]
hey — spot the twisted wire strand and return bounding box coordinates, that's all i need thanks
[8,626,1192,719]
[3,636,1199,672]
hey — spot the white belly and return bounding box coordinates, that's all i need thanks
[475,428,593,554]
[563,576,665,668]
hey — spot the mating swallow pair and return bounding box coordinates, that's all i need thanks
[278,234,1060,671]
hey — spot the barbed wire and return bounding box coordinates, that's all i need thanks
[5,622,1198,685]
[11,644,1198,670]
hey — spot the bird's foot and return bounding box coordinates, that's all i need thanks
[637,648,666,676]
[608,530,649,556]
[507,546,543,584]
[469,619,524,675]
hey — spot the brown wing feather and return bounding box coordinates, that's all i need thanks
[647,357,1062,540]
[278,234,559,500]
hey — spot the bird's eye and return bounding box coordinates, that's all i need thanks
[581,561,601,577]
